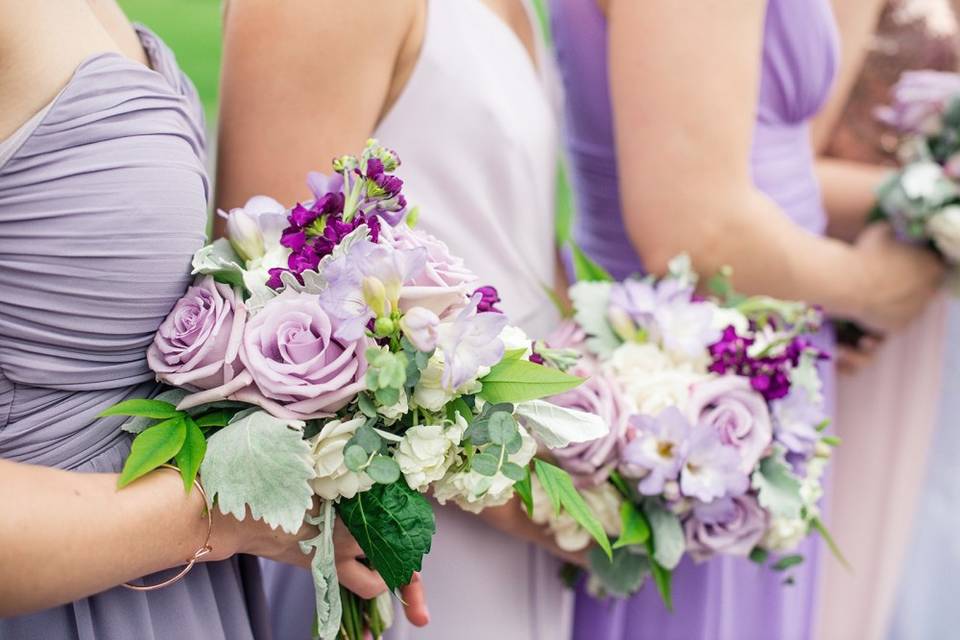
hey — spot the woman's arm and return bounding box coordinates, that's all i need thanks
[606,0,943,331]
[812,0,889,242]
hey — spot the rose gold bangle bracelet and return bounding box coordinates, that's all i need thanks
[122,464,213,592]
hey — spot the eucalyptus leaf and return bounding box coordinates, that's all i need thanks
[336,481,436,591]
[471,451,500,477]
[367,455,401,484]
[358,393,378,419]
[500,461,526,482]
[513,400,609,449]
[486,412,517,446]
[751,450,803,520]
[174,416,207,492]
[299,503,342,640]
[201,410,315,534]
[569,281,621,358]
[644,501,684,570]
[374,387,400,407]
[588,546,649,597]
[118,417,187,488]
[478,360,584,404]
[352,424,382,454]
[344,445,369,472]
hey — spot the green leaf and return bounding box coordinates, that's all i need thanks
[194,409,235,429]
[101,398,181,420]
[471,451,501,477]
[649,558,674,611]
[192,238,245,288]
[514,466,534,517]
[479,359,584,404]
[613,501,651,549]
[358,393,378,419]
[569,241,613,283]
[174,416,207,492]
[344,445,369,472]
[367,455,401,484]
[820,435,842,448]
[587,546,649,597]
[119,390,188,433]
[749,547,770,565]
[502,348,529,362]
[352,424,382,455]
[513,399,608,449]
[534,459,613,559]
[201,410,315,534]
[487,412,518,445]
[569,281,621,358]
[500,461,526,482]
[299,502,342,640]
[772,554,805,572]
[337,480,436,591]
[752,451,803,520]
[446,397,473,423]
[811,517,851,570]
[118,417,187,488]
[644,501,684,570]
[374,386,400,407]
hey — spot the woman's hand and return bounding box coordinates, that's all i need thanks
[476,497,589,569]
[852,223,946,332]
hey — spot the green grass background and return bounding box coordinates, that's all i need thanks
[118,0,574,239]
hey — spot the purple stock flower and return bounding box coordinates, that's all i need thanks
[621,407,691,495]
[680,426,749,503]
[435,293,508,390]
[473,286,502,313]
[684,495,768,562]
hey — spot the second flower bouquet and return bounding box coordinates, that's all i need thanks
[102,141,612,639]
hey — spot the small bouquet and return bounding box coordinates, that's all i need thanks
[872,70,960,263]
[530,250,841,608]
[103,141,612,639]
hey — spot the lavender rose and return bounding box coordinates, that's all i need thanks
[147,275,247,393]
[234,290,369,419]
[687,376,773,473]
[551,361,632,487]
[684,495,768,562]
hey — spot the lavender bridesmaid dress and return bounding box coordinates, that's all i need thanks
[550,1,838,638]
[0,26,270,640]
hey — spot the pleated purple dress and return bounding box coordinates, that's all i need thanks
[0,26,270,640]
[550,1,839,638]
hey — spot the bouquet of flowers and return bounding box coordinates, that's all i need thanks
[102,141,612,639]
[872,70,960,263]
[528,251,841,608]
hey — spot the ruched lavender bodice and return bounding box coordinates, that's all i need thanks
[552,0,839,279]
[0,26,267,640]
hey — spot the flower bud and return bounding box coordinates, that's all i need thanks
[374,316,396,337]
[225,208,265,262]
[608,306,637,343]
[362,276,388,317]
[400,307,440,352]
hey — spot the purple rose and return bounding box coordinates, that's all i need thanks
[687,376,773,473]
[147,276,247,393]
[545,319,587,351]
[684,495,768,562]
[551,361,632,487]
[234,291,369,420]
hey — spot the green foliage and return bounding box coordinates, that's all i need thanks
[366,455,401,484]
[613,501,651,550]
[569,242,614,283]
[191,239,245,288]
[749,547,770,565]
[118,417,187,488]
[337,481,436,591]
[194,409,235,428]
[514,466,534,517]
[644,501,684,570]
[201,410,316,534]
[117,390,188,433]
[569,281,621,357]
[533,459,613,559]
[100,398,181,420]
[772,554,805,572]
[174,416,206,491]
[811,517,851,570]
[513,400,608,449]
[752,451,804,520]
[588,546,649,597]
[299,503,342,640]
[478,359,583,404]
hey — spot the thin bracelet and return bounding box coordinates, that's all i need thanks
[122,464,214,592]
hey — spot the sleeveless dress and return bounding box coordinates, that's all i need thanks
[550,1,838,639]
[0,25,270,640]
[258,2,567,639]
[817,3,956,639]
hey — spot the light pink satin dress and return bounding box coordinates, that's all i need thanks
[817,2,956,638]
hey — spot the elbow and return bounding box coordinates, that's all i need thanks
[623,200,729,278]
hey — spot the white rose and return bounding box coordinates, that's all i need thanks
[396,415,466,492]
[607,342,707,415]
[902,161,951,202]
[762,516,808,553]
[412,352,482,412]
[309,417,374,500]
[499,325,533,358]
[928,205,960,263]
[531,479,623,552]
[433,425,537,513]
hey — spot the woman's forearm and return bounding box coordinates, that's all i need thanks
[817,157,891,242]
[0,460,221,616]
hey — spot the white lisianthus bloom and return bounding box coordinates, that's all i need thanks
[531,478,623,552]
[309,417,374,500]
[499,325,533,359]
[412,352,482,412]
[396,414,467,492]
[378,388,409,424]
[928,205,960,263]
[433,425,537,513]
[606,342,708,415]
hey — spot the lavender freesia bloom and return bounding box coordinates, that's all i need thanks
[684,495,768,562]
[435,293,508,390]
[621,407,691,495]
[771,387,825,461]
[875,70,960,135]
[680,426,749,503]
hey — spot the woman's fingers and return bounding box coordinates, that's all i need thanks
[400,571,430,627]
[337,559,388,600]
